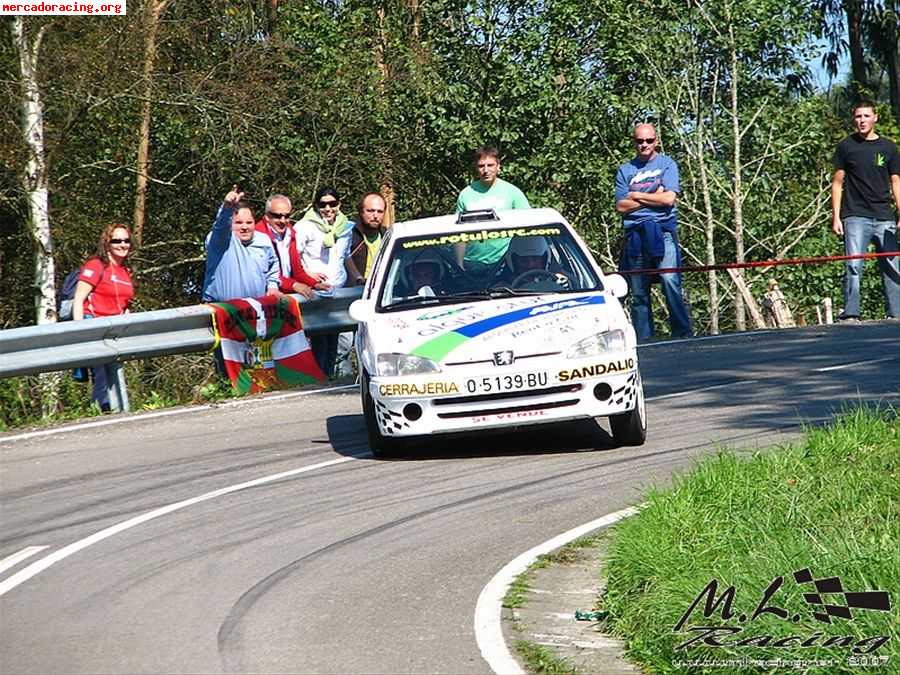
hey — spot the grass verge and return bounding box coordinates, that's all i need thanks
[514,640,580,675]
[502,534,607,609]
[602,407,899,674]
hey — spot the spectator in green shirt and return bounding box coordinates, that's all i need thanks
[455,145,530,280]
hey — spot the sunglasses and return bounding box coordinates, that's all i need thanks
[110,238,131,244]
[267,211,291,219]
[635,137,656,145]
[318,200,339,209]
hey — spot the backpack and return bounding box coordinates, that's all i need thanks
[58,268,83,321]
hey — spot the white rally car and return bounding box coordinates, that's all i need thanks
[349,208,646,457]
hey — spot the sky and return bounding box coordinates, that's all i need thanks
[806,37,850,93]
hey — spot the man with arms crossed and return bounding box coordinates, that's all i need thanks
[615,123,692,340]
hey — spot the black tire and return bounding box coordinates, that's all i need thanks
[609,374,647,446]
[361,371,406,458]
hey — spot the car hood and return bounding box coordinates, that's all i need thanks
[368,293,616,365]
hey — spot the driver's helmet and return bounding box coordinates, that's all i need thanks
[403,250,444,289]
[505,236,550,275]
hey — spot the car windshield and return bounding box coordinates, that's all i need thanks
[378,224,602,310]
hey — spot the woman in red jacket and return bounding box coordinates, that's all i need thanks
[72,223,135,411]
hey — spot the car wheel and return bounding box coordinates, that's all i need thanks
[361,371,406,458]
[609,373,647,446]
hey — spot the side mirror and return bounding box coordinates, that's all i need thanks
[605,273,628,298]
[348,299,375,323]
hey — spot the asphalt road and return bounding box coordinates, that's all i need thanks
[1,322,897,674]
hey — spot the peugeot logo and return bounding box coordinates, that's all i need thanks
[493,350,514,366]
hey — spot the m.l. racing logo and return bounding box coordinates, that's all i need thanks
[674,568,891,655]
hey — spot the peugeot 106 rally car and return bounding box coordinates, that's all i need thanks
[349,208,646,457]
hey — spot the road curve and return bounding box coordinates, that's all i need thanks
[1,322,897,674]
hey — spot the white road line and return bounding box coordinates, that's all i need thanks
[814,356,898,373]
[0,546,48,576]
[474,506,640,675]
[217,384,357,408]
[1,407,213,444]
[0,454,367,598]
[637,331,776,349]
[647,381,748,401]
[0,384,358,444]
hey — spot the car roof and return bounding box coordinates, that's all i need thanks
[390,207,571,238]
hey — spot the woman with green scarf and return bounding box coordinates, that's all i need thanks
[294,186,353,377]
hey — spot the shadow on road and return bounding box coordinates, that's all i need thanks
[637,322,899,433]
[326,414,620,461]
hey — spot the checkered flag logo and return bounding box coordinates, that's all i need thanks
[793,568,891,624]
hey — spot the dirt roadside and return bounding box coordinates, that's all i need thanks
[502,536,642,674]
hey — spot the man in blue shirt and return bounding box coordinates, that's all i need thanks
[615,124,693,340]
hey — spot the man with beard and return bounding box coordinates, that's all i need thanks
[335,192,389,377]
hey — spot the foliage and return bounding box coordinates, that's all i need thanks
[514,640,580,675]
[0,354,224,430]
[603,407,900,674]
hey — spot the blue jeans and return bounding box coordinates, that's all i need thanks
[841,217,900,318]
[84,314,111,411]
[626,232,693,341]
[311,334,338,379]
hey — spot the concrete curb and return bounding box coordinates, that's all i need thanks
[502,536,643,674]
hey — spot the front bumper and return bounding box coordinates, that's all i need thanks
[368,353,641,437]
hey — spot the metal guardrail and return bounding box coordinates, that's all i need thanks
[0,288,363,411]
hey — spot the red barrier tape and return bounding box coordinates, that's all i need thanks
[615,250,900,276]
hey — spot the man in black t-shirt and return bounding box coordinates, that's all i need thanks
[831,100,900,320]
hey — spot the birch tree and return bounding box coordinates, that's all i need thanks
[9,16,62,414]
[10,17,54,325]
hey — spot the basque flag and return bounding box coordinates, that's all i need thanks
[208,295,325,394]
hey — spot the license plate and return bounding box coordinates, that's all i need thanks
[463,372,549,395]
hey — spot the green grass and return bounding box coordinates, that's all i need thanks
[602,407,899,674]
[514,640,581,675]
[503,534,607,609]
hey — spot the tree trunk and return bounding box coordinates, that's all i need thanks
[133,0,172,249]
[728,25,746,331]
[697,116,719,335]
[266,0,279,40]
[844,0,867,94]
[12,18,55,326]
[12,17,61,415]
[879,18,900,119]
[889,46,900,121]
[375,4,394,226]
[380,183,396,228]
[725,268,766,329]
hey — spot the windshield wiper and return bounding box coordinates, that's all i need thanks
[486,287,545,297]
[384,290,497,311]
[384,295,444,310]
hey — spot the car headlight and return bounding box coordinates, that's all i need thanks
[566,329,627,359]
[376,353,441,376]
